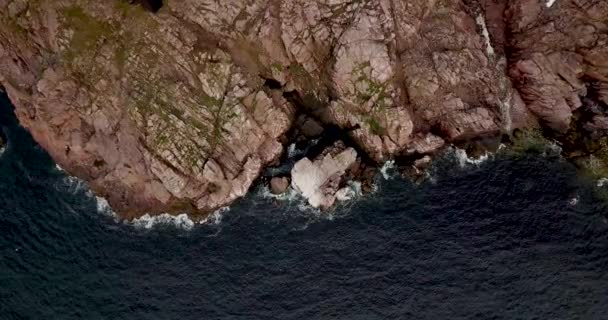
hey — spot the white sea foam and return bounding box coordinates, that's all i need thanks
[286,139,320,159]
[259,184,300,201]
[62,175,89,194]
[569,196,579,206]
[130,213,196,230]
[454,148,491,168]
[545,141,562,155]
[122,206,230,230]
[597,178,608,188]
[287,143,298,158]
[336,181,363,202]
[348,180,362,196]
[95,196,116,217]
[297,202,321,214]
[55,164,64,172]
[259,179,361,211]
[380,160,396,180]
[200,207,229,225]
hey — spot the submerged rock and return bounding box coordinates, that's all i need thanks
[291,148,357,209]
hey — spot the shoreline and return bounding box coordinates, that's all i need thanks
[93,137,608,229]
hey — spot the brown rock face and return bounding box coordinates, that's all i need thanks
[506,0,608,132]
[0,0,295,218]
[0,0,606,217]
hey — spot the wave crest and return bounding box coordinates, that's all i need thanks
[130,213,196,230]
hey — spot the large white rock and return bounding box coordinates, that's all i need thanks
[291,148,357,208]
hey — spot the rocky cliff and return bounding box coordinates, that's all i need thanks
[0,0,607,218]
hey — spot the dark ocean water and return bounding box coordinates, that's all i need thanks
[2,92,608,320]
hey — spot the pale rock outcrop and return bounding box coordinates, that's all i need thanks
[407,134,446,155]
[291,148,357,209]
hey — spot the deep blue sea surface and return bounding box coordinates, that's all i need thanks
[2,92,608,320]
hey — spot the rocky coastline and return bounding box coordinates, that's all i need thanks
[1,0,607,219]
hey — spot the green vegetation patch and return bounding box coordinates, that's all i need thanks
[351,62,391,136]
[576,137,608,178]
[508,129,552,155]
[365,116,385,136]
[62,6,115,54]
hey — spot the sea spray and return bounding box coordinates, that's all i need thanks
[200,207,229,225]
[59,175,89,195]
[258,183,322,215]
[259,184,300,202]
[287,143,303,158]
[336,181,363,201]
[380,160,396,180]
[286,138,320,159]
[95,196,116,218]
[544,141,563,156]
[130,213,196,230]
[453,147,492,168]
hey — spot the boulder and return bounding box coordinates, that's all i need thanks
[291,147,357,209]
[414,156,433,170]
[407,134,446,155]
[269,176,290,195]
[298,116,324,138]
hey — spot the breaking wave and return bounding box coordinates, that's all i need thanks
[130,213,196,230]
[380,160,396,179]
[125,206,230,230]
[95,196,115,217]
[452,147,492,167]
[259,183,300,202]
[59,175,89,195]
[200,206,229,225]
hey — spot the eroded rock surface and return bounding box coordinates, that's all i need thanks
[506,0,608,132]
[0,0,606,217]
